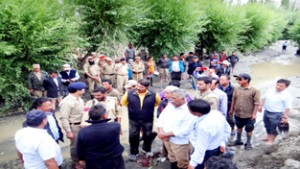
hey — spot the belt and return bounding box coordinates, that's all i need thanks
[117,74,127,76]
[105,74,115,76]
[134,72,142,74]
[69,122,81,125]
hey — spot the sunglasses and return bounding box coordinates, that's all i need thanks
[236,78,242,81]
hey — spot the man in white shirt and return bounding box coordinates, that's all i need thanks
[211,77,228,117]
[259,79,292,145]
[187,99,231,169]
[157,89,196,169]
[15,110,63,169]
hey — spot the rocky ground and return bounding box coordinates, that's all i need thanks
[0,41,300,169]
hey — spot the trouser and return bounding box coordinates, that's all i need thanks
[263,110,283,135]
[87,78,101,92]
[195,147,221,169]
[132,72,143,81]
[62,85,69,96]
[129,120,153,155]
[32,90,46,97]
[117,75,128,95]
[161,142,168,158]
[104,74,116,86]
[163,141,191,169]
[159,68,169,79]
[171,72,181,81]
[70,125,81,167]
[86,155,125,169]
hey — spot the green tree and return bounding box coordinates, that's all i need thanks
[0,0,84,114]
[75,0,137,56]
[238,3,287,51]
[133,0,205,58]
[197,0,247,53]
[288,21,300,46]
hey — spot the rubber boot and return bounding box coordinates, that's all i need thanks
[171,162,179,169]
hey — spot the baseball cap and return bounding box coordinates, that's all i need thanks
[68,82,87,91]
[26,110,47,127]
[233,73,251,81]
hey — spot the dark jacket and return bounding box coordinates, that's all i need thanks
[43,77,63,98]
[27,71,48,90]
[218,83,235,111]
[226,55,239,64]
[59,70,77,86]
[127,89,156,122]
[77,120,124,169]
[217,66,230,77]
[187,61,202,75]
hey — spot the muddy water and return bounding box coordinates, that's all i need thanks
[250,61,300,88]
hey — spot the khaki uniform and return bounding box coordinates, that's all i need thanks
[102,63,116,85]
[195,90,219,110]
[59,94,84,167]
[115,63,128,95]
[131,61,145,81]
[98,59,106,79]
[81,97,122,126]
[83,63,101,92]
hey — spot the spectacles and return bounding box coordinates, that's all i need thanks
[236,78,242,81]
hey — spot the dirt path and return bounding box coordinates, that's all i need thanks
[0,41,299,169]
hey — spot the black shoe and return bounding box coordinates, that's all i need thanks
[244,143,252,150]
[228,140,244,146]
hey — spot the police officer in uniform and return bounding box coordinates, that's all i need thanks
[59,82,86,168]
[115,58,128,95]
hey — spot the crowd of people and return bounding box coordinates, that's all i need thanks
[15,45,293,169]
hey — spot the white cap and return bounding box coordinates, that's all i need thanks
[125,80,137,88]
[222,60,230,66]
[106,57,112,61]
[63,64,71,71]
[33,64,40,68]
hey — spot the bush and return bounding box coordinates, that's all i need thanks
[133,0,204,58]
[0,0,83,115]
[289,21,300,46]
[237,3,287,51]
[197,0,247,53]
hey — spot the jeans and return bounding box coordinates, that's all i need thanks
[129,120,153,154]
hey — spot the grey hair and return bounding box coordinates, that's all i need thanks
[164,85,179,92]
[170,89,187,99]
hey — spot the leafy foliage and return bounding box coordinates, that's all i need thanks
[132,0,205,58]
[75,0,137,55]
[197,0,247,53]
[0,0,84,114]
[237,3,287,51]
[288,21,300,46]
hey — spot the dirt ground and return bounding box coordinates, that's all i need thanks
[0,40,300,169]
